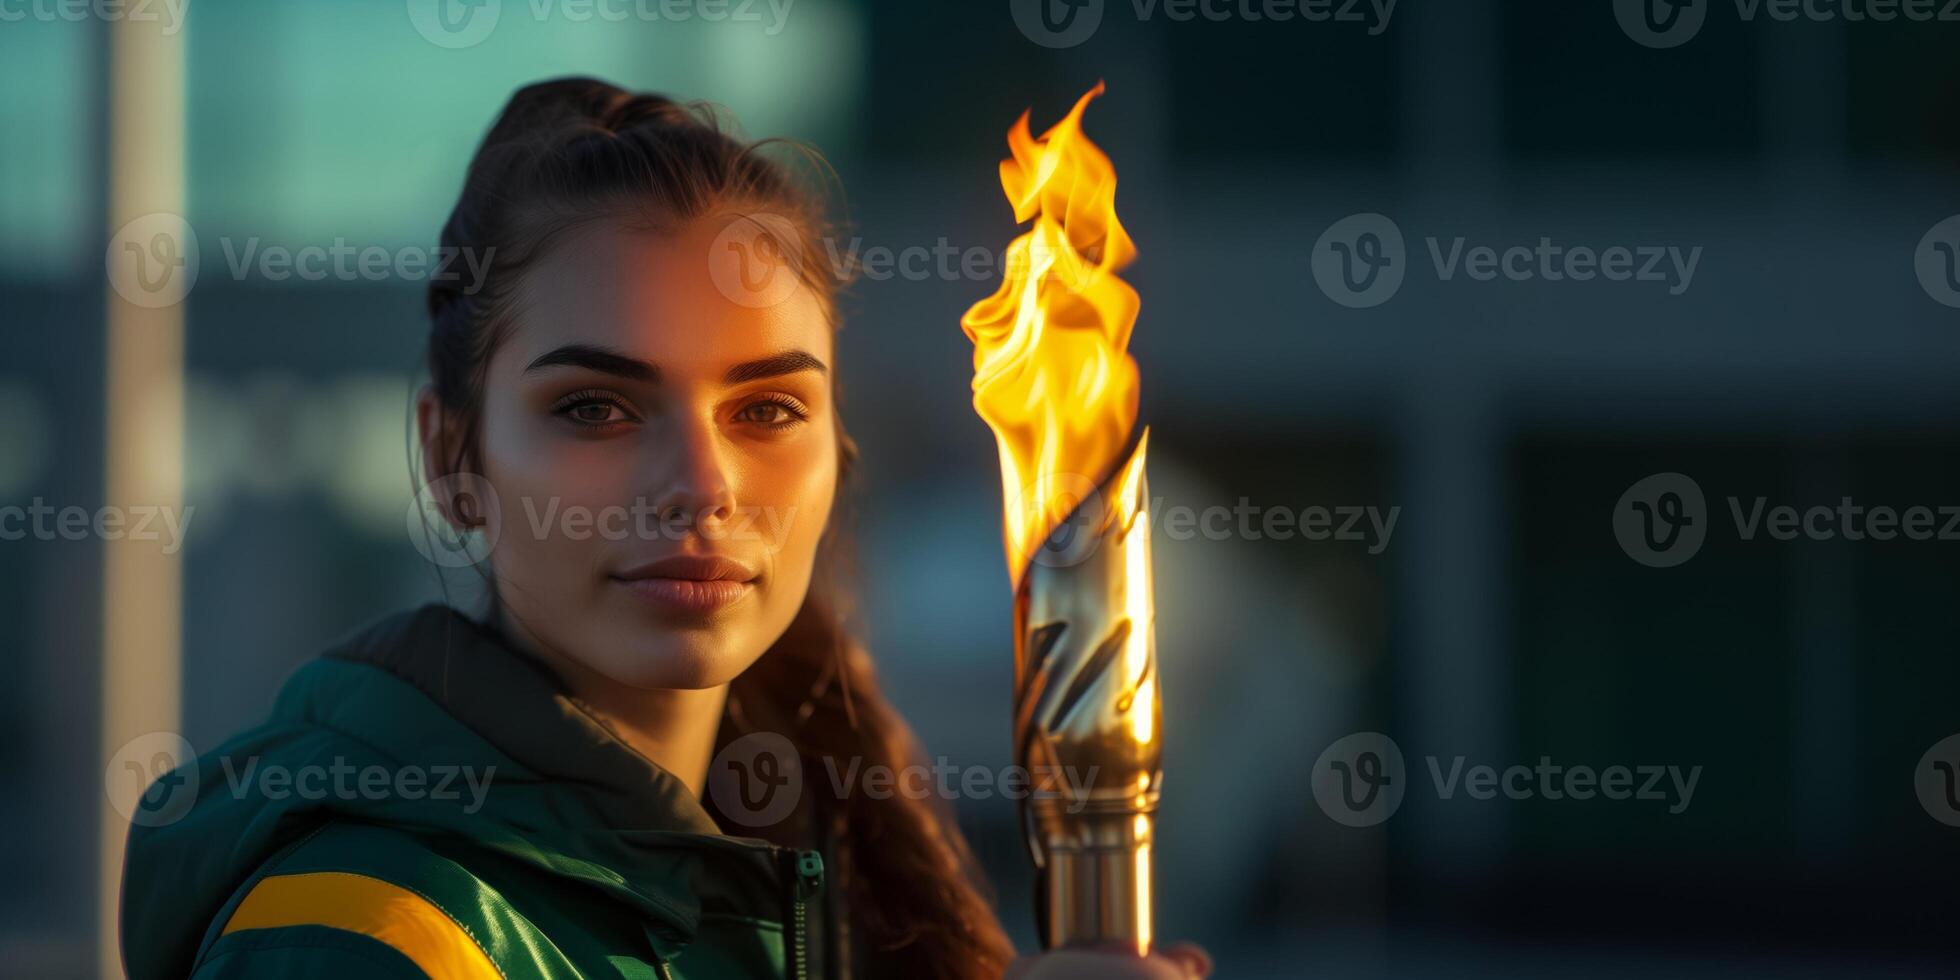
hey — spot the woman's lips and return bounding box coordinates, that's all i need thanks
[610,554,758,616]
[613,576,753,615]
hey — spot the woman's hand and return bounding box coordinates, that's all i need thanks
[1005,942,1212,979]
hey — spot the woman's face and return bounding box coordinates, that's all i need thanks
[452,215,837,691]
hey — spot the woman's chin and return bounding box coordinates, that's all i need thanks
[588,634,756,691]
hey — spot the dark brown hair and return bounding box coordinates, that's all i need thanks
[423,76,1013,977]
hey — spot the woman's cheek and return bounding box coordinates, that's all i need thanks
[765,436,835,556]
[480,430,626,590]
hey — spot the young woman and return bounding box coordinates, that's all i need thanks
[120,77,1207,979]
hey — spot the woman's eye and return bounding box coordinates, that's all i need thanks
[570,402,622,424]
[736,398,807,428]
[553,392,636,428]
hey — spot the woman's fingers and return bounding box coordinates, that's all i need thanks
[1156,941,1212,977]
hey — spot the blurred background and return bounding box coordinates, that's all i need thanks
[5,0,1960,976]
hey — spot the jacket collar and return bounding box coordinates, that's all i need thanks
[321,604,791,954]
[325,602,722,835]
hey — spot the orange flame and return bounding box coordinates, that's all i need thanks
[961,82,1144,589]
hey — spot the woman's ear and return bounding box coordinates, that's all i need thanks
[414,384,470,529]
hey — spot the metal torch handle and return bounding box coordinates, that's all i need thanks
[1013,439,1161,953]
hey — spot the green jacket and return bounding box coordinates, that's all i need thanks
[121,605,834,979]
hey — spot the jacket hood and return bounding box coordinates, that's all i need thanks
[121,604,790,979]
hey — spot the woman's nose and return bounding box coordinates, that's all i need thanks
[646,416,737,531]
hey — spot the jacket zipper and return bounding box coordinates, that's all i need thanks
[778,847,825,980]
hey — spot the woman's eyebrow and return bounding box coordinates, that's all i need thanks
[522,344,827,385]
[524,343,657,381]
[723,349,828,385]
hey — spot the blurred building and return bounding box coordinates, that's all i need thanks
[3,1,1959,976]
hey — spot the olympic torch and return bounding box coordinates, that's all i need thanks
[960,82,1161,955]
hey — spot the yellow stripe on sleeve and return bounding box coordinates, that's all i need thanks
[221,871,502,979]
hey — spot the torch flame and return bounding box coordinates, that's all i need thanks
[961,81,1143,589]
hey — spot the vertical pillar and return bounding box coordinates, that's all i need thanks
[99,11,185,979]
